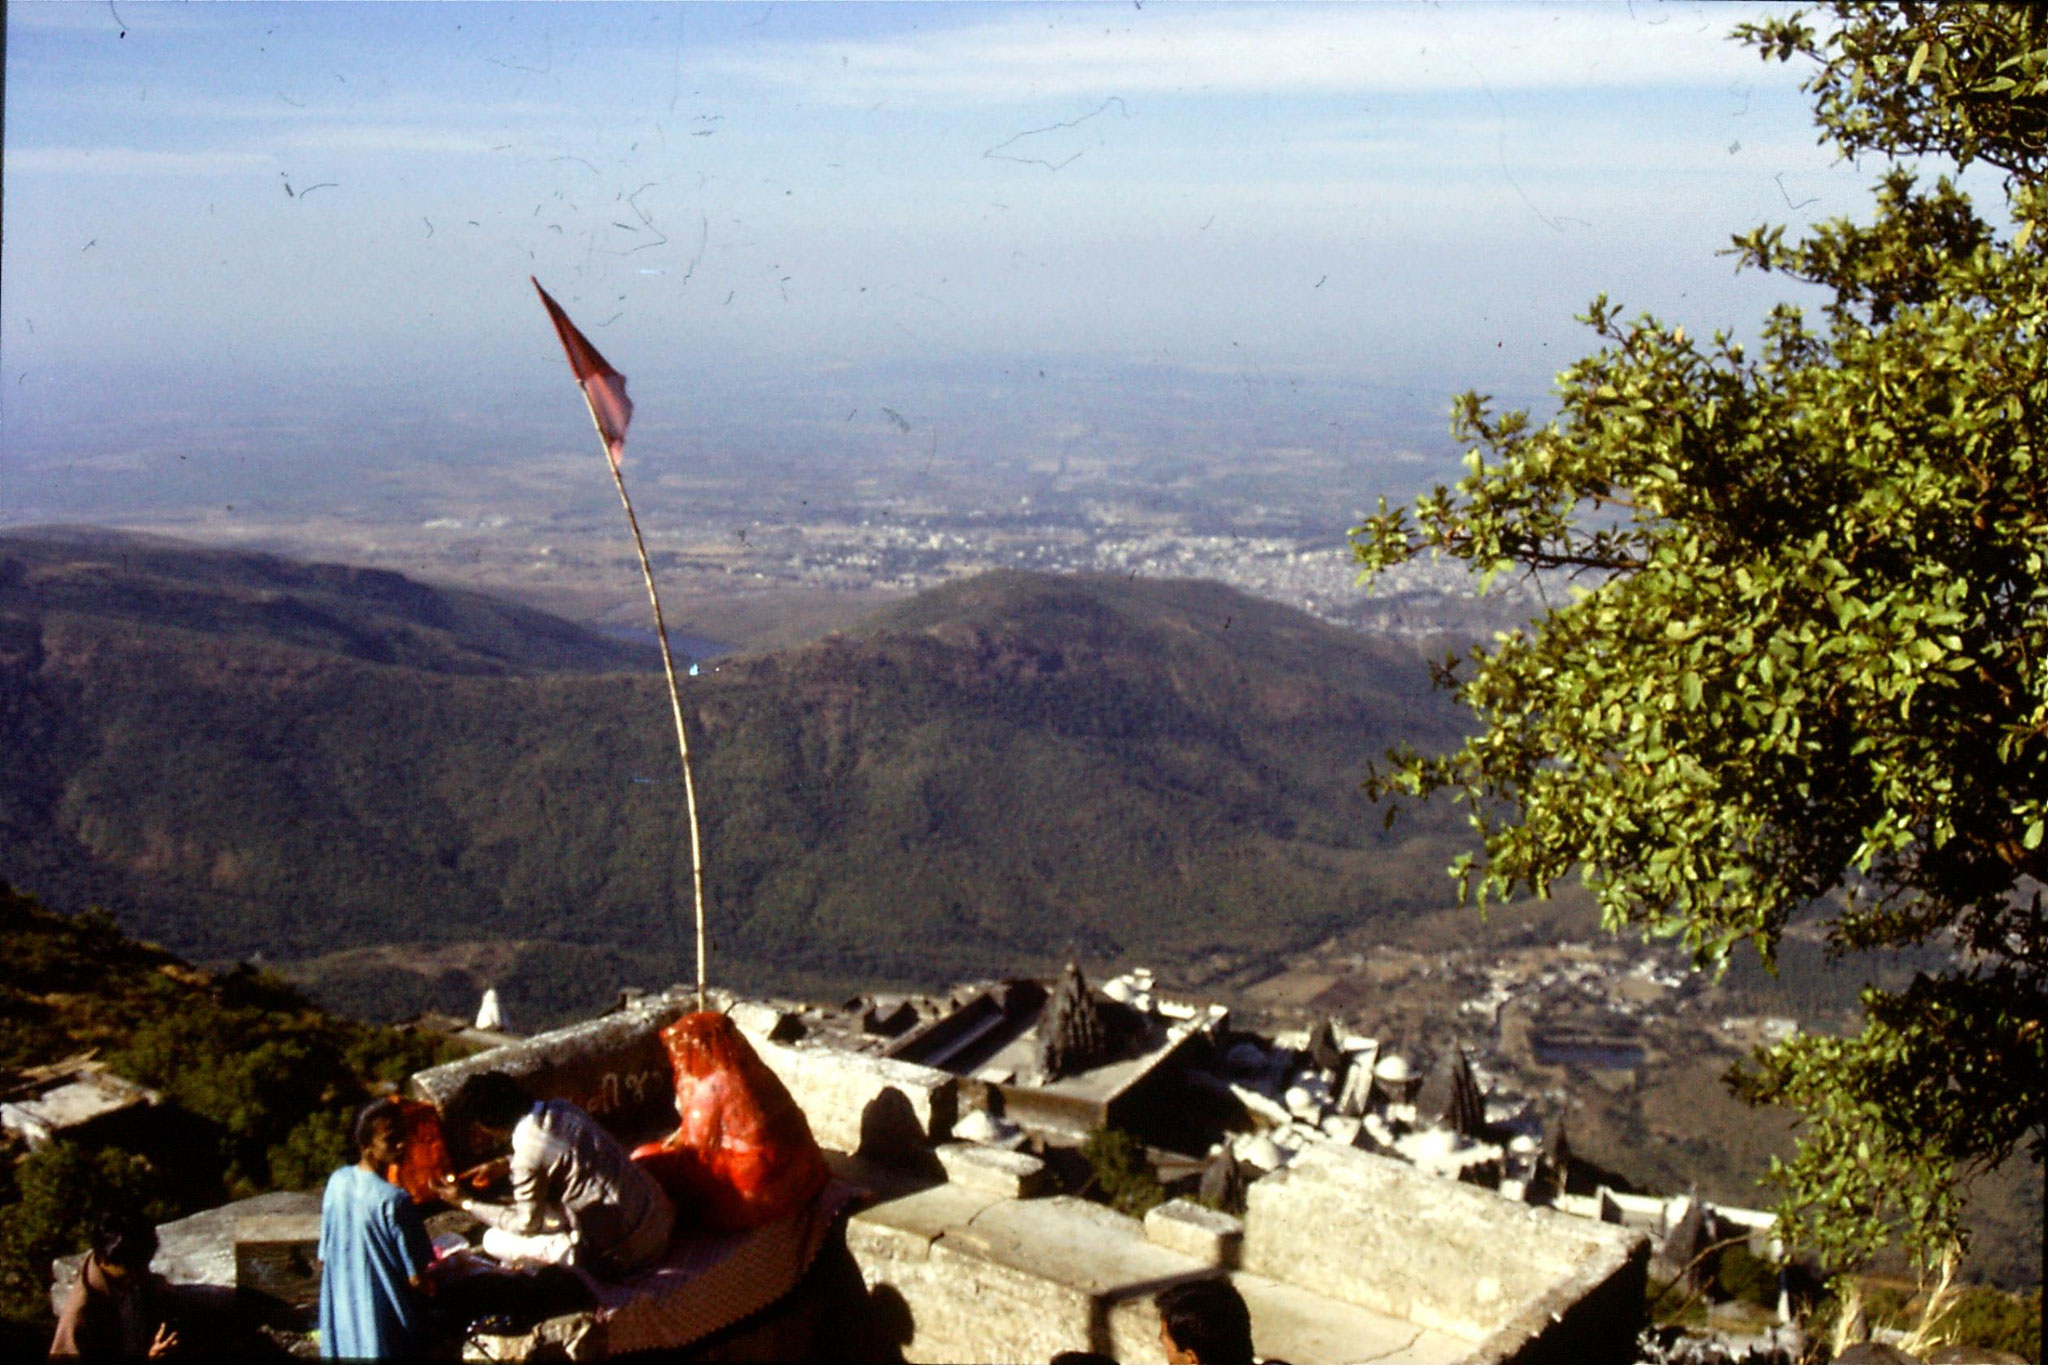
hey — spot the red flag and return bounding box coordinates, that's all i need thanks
[532,276,633,471]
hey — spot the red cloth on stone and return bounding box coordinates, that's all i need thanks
[384,1096,455,1206]
[636,1012,828,1231]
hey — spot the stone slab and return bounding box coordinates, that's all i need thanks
[933,1142,1048,1199]
[725,1000,798,1043]
[1233,1268,1474,1365]
[1,1074,157,1146]
[1242,1143,1644,1345]
[234,1212,323,1310]
[1143,1198,1242,1267]
[744,1037,958,1161]
[852,1217,1079,1362]
[851,1179,1008,1243]
[848,1190,1202,1363]
[947,1196,1191,1295]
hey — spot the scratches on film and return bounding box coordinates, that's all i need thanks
[984,97,1129,172]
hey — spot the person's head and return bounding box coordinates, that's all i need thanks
[353,1097,409,1170]
[443,1070,532,1151]
[91,1210,158,1277]
[1155,1278,1254,1365]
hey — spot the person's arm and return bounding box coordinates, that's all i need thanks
[395,1189,435,1296]
[47,1275,91,1359]
[460,1113,554,1235]
[142,1274,179,1357]
[457,1193,538,1233]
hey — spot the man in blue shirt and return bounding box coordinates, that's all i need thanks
[319,1098,433,1359]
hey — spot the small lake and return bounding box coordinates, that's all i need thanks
[597,624,734,663]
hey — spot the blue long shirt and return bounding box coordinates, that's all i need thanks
[318,1163,430,1359]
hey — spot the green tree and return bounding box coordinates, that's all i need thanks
[0,1141,161,1323]
[1353,3,2046,1273]
[266,1108,354,1193]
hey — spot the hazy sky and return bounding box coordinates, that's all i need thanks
[3,2,1894,528]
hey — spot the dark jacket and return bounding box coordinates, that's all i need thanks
[48,1252,166,1359]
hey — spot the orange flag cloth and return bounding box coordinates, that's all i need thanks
[633,1012,828,1232]
[531,276,633,471]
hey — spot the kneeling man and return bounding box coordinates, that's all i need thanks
[441,1071,674,1279]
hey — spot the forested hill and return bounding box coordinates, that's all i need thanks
[0,527,652,675]
[0,531,1472,1021]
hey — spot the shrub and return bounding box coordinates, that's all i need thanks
[1715,1242,1778,1308]
[1080,1127,1166,1217]
[267,1109,354,1192]
[1936,1285,2041,1362]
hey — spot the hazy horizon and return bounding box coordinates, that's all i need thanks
[6,2,1906,544]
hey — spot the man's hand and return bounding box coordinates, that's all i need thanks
[148,1322,178,1357]
[449,1156,512,1196]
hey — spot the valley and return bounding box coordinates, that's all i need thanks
[0,527,2031,1292]
[0,528,1476,1010]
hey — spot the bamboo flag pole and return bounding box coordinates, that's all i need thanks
[531,277,709,1011]
[601,424,710,1015]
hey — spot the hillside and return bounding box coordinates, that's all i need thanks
[0,526,654,675]
[0,532,1473,1023]
[0,880,453,1341]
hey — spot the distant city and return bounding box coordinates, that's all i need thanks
[414,492,1540,641]
[40,426,1550,650]
[10,353,1554,645]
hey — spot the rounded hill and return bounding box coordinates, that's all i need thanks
[0,535,1472,1016]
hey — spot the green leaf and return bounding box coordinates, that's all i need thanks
[1355,0,2048,1279]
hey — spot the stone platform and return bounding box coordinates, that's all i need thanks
[841,1164,1475,1364]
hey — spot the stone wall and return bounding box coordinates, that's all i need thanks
[1469,1226,1650,1365]
[747,1037,958,1162]
[409,994,689,1144]
[846,1190,1178,1363]
[1241,1143,1647,1361]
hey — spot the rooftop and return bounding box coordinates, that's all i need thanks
[0,1063,159,1149]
